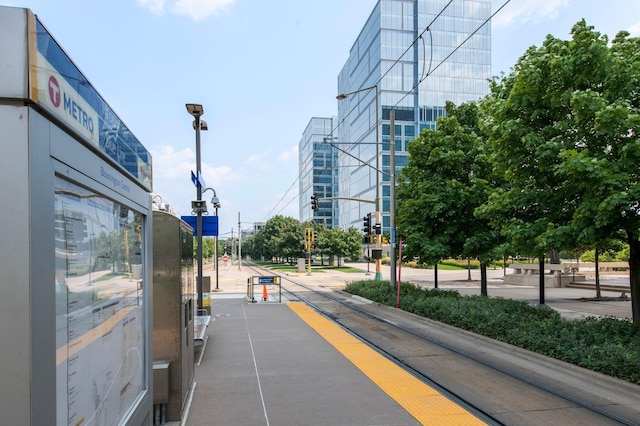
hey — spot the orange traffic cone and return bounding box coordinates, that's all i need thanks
[262,284,268,301]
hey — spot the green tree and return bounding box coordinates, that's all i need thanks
[397,102,502,295]
[202,237,216,260]
[323,226,363,266]
[248,215,304,263]
[480,20,640,322]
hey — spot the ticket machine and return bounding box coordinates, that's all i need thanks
[152,211,195,423]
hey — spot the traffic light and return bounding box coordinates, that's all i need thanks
[363,213,371,235]
[374,222,381,235]
[311,193,319,211]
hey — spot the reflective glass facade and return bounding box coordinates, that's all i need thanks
[336,0,491,233]
[299,117,339,227]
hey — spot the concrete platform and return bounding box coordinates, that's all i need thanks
[186,298,426,425]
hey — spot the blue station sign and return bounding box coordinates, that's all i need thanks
[258,276,279,284]
[180,215,218,236]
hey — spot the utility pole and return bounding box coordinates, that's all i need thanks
[390,110,397,290]
[238,212,242,270]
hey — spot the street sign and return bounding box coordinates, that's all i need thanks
[190,170,206,188]
[180,215,218,236]
[197,171,206,188]
[258,276,279,284]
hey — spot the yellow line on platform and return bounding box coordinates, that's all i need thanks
[287,302,486,426]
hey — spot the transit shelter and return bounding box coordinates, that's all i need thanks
[0,7,153,425]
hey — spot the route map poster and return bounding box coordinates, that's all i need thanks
[54,177,145,425]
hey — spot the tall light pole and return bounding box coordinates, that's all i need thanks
[186,103,207,310]
[337,84,382,280]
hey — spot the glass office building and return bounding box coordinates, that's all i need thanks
[299,117,339,227]
[336,0,491,233]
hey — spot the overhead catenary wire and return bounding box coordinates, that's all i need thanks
[269,0,512,221]
[322,0,511,169]
[391,0,512,109]
[327,0,456,142]
[261,175,300,222]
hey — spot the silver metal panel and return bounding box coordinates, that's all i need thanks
[0,7,28,99]
[152,211,194,422]
[0,105,32,425]
[29,108,57,425]
[6,107,154,425]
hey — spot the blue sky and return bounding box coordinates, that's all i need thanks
[5,0,640,237]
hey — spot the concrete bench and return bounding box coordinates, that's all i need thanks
[506,263,579,287]
[574,262,629,272]
[509,263,572,276]
[194,314,211,347]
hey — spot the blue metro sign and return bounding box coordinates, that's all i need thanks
[180,215,218,236]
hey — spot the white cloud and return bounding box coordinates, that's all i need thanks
[137,0,236,21]
[151,144,237,185]
[151,145,193,179]
[246,153,264,163]
[150,144,241,214]
[278,145,298,162]
[628,22,640,37]
[492,0,570,28]
[136,0,166,15]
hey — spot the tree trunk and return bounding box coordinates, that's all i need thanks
[467,258,472,280]
[549,249,560,264]
[434,263,438,289]
[539,257,546,306]
[480,263,487,297]
[595,248,602,299]
[628,235,640,324]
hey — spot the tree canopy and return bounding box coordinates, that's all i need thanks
[397,102,502,294]
[244,216,363,265]
[479,20,640,321]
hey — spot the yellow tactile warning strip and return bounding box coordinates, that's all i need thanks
[287,302,487,425]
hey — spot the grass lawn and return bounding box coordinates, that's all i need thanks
[252,261,363,274]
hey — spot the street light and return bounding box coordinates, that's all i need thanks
[336,84,382,280]
[203,187,221,292]
[186,103,207,311]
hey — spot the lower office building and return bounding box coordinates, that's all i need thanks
[299,117,339,227]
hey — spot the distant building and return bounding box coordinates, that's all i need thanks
[252,222,265,234]
[336,0,492,233]
[298,117,339,227]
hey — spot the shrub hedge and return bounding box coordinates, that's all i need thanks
[343,280,640,384]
